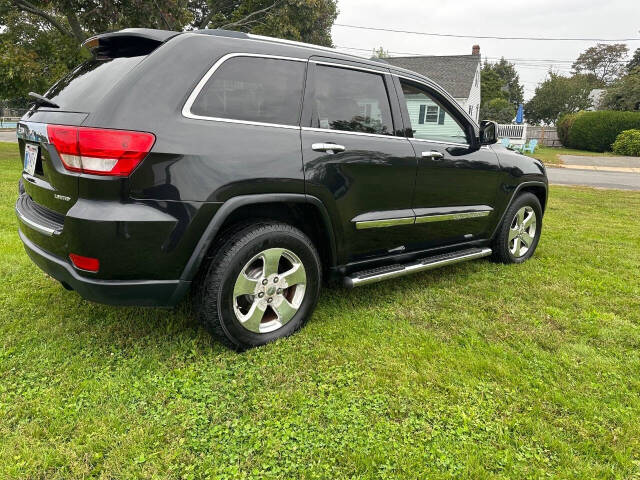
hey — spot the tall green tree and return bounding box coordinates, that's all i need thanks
[627,48,640,73]
[483,58,524,106]
[480,58,523,122]
[572,43,628,85]
[480,68,508,106]
[602,67,640,111]
[525,73,599,125]
[481,97,516,124]
[0,0,338,100]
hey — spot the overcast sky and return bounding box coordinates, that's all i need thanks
[331,0,640,100]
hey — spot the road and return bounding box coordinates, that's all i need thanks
[0,131,17,143]
[546,167,640,191]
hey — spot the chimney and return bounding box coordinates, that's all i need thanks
[472,45,480,56]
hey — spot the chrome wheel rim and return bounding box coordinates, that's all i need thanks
[232,248,307,334]
[509,206,537,258]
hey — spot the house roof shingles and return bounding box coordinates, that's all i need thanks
[385,55,480,99]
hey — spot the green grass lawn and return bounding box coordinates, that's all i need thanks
[525,145,615,165]
[1,141,640,479]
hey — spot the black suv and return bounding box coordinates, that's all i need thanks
[15,28,547,348]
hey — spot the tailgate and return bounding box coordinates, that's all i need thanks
[17,119,83,216]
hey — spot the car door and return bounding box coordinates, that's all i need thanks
[301,59,418,262]
[396,76,502,247]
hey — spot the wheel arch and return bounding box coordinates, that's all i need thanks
[179,194,337,283]
[490,180,548,241]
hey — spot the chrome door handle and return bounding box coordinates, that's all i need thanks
[312,143,346,153]
[422,151,444,159]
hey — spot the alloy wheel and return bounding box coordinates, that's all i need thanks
[508,206,537,258]
[232,248,307,333]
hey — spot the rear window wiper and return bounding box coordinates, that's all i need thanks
[28,92,60,109]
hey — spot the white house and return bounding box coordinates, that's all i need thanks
[385,45,482,123]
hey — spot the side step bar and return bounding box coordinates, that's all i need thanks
[344,247,492,288]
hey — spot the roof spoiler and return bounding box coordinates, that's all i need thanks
[82,28,180,57]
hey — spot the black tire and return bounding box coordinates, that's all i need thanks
[195,222,321,349]
[491,192,543,264]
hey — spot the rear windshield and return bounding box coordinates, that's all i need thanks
[44,56,145,112]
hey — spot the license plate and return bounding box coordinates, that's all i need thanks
[24,144,39,176]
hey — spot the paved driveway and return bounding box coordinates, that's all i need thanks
[0,131,17,143]
[547,167,640,191]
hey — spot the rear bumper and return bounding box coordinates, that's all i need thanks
[18,229,190,307]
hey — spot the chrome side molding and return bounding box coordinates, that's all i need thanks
[355,216,414,230]
[415,210,490,224]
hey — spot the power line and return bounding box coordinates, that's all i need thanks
[334,23,640,42]
[334,45,627,65]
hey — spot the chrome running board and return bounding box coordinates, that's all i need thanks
[344,247,492,288]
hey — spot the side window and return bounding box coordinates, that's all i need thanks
[190,56,306,126]
[400,81,468,144]
[313,65,393,135]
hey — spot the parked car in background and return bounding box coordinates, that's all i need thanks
[15,28,548,349]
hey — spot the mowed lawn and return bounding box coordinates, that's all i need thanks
[1,141,640,479]
[525,145,615,165]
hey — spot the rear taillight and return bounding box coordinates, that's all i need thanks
[47,125,155,176]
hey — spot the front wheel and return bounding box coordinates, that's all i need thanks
[195,222,322,349]
[491,192,543,264]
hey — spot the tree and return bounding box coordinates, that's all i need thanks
[627,48,640,72]
[602,67,640,111]
[482,58,524,106]
[0,0,338,100]
[371,47,389,59]
[572,43,628,85]
[481,97,516,124]
[525,73,598,125]
[480,68,508,106]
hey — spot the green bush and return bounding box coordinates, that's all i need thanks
[612,129,640,156]
[556,112,583,147]
[566,111,640,152]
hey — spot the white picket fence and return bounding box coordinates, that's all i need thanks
[497,123,527,147]
[0,116,20,129]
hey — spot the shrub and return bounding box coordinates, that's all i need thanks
[556,112,583,147]
[567,111,640,152]
[612,129,640,156]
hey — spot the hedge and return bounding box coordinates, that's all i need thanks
[556,112,583,147]
[566,111,640,152]
[612,129,640,156]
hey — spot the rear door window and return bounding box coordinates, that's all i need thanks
[45,56,146,112]
[312,65,393,135]
[189,56,307,126]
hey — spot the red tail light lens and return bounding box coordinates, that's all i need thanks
[47,125,155,176]
[69,253,100,272]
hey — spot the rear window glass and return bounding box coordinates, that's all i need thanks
[190,56,306,126]
[45,56,145,112]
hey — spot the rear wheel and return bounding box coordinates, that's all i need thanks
[196,222,321,349]
[491,192,542,264]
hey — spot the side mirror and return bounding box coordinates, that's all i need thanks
[479,120,498,145]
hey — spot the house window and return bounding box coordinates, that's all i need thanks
[419,104,439,124]
[425,105,439,123]
[469,105,473,117]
